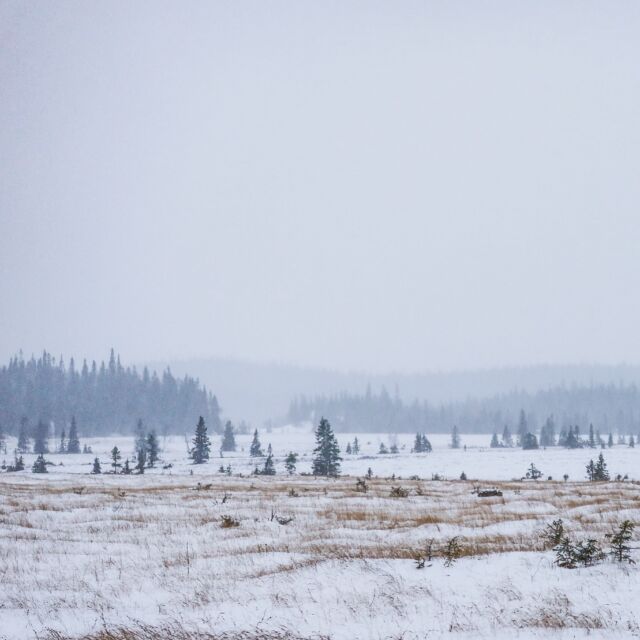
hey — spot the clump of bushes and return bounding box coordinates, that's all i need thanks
[551,520,635,568]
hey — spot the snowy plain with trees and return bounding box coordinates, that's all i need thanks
[1,422,640,639]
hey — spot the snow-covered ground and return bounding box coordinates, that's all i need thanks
[3,425,639,482]
[2,427,640,639]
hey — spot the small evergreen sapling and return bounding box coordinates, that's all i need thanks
[609,520,635,563]
[443,537,462,567]
[542,519,564,548]
[92,457,102,474]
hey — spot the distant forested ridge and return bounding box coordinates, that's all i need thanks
[288,384,640,435]
[0,350,222,436]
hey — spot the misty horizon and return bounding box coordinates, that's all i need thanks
[2,2,640,373]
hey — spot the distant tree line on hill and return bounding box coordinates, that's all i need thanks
[287,383,640,434]
[0,350,222,437]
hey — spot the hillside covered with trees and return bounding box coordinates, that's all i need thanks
[288,384,640,435]
[0,350,222,436]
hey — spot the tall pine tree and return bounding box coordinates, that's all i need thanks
[311,417,341,477]
[67,416,80,453]
[191,416,211,464]
[221,421,236,452]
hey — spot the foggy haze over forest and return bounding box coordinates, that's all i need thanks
[2,1,640,378]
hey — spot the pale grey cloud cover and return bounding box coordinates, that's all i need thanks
[1,1,639,372]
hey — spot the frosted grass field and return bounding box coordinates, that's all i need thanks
[1,426,640,640]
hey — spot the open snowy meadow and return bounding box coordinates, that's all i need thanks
[2,427,640,640]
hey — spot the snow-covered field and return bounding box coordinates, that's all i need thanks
[3,426,640,482]
[2,427,640,640]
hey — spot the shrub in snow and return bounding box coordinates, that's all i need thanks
[554,537,604,568]
[220,515,240,528]
[390,486,409,498]
[355,478,368,493]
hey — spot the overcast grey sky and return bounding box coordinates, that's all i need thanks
[1,1,639,373]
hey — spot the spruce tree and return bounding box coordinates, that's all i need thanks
[521,433,539,450]
[421,434,432,452]
[17,418,30,453]
[33,420,49,454]
[59,428,67,454]
[122,458,132,474]
[346,442,352,454]
[285,451,298,474]
[110,446,122,473]
[588,424,596,448]
[413,433,423,452]
[490,433,500,448]
[146,431,159,467]
[32,453,48,473]
[191,416,211,464]
[311,417,341,477]
[517,409,528,446]
[502,425,513,448]
[92,457,102,474]
[134,419,146,457]
[352,437,360,454]
[249,429,263,457]
[379,442,388,454]
[67,416,80,453]
[608,433,614,448]
[450,425,460,449]
[609,521,635,563]
[221,421,236,452]
[135,446,146,473]
[594,452,609,481]
[261,453,276,475]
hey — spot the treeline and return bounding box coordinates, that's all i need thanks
[288,383,640,434]
[0,350,222,436]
